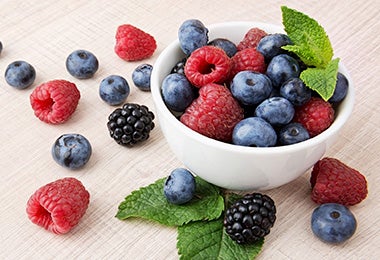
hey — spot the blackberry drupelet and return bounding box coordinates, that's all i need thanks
[107,103,155,146]
[224,193,276,244]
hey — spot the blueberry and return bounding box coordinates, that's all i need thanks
[164,168,196,205]
[266,54,300,88]
[329,72,349,103]
[257,33,293,62]
[311,203,357,244]
[66,49,99,79]
[170,58,187,75]
[5,60,36,89]
[178,19,208,56]
[231,71,273,106]
[255,97,295,126]
[99,75,130,106]
[162,73,196,112]
[0,41,3,55]
[52,134,92,170]
[232,117,277,147]
[132,64,153,91]
[208,38,237,57]
[278,123,310,145]
[280,78,311,106]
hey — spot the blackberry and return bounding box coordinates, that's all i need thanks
[224,193,276,244]
[107,103,155,146]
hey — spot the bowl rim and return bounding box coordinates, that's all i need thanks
[151,21,355,155]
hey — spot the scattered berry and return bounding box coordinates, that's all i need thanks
[266,54,300,88]
[180,83,244,143]
[99,75,130,106]
[328,72,349,103]
[278,122,310,145]
[52,134,92,170]
[5,60,36,89]
[30,79,80,124]
[224,193,276,244]
[107,103,155,146]
[293,97,335,137]
[237,27,267,51]
[255,96,295,126]
[26,177,90,234]
[310,157,368,206]
[230,48,266,79]
[208,38,238,57]
[311,203,357,244]
[162,73,196,112]
[280,77,311,106]
[257,33,293,62]
[184,45,231,87]
[132,64,153,91]
[115,24,157,61]
[178,19,208,56]
[65,49,99,79]
[164,168,196,205]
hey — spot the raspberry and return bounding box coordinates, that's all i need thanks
[293,97,335,137]
[30,79,80,124]
[230,48,266,80]
[310,158,368,206]
[237,27,268,51]
[26,177,90,234]
[224,193,276,244]
[180,83,244,143]
[184,45,231,88]
[114,24,157,61]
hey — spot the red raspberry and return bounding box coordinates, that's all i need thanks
[237,27,267,51]
[184,45,231,88]
[310,158,368,206]
[26,177,90,234]
[180,83,244,142]
[30,79,80,124]
[293,97,335,137]
[230,48,266,79]
[115,24,157,61]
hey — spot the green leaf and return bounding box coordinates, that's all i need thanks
[115,176,224,226]
[300,58,340,101]
[281,6,333,68]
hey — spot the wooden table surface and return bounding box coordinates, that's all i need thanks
[1,0,379,259]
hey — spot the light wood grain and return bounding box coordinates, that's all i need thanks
[1,0,379,259]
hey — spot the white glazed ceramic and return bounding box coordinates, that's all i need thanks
[151,22,355,191]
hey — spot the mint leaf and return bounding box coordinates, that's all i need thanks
[300,58,340,100]
[281,6,333,68]
[115,176,224,226]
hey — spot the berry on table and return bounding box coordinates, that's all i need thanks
[107,103,155,146]
[311,203,357,244]
[164,168,196,205]
[237,27,267,51]
[257,33,293,62]
[99,75,130,106]
[52,134,92,170]
[255,96,295,126]
[280,77,311,106]
[224,193,276,244]
[230,48,266,79]
[266,54,301,88]
[162,73,196,112]
[178,19,209,56]
[132,64,153,91]
[278,122,310,145]
[26,177,90,234]
[5,60,36,89]
[208,38,238,58]
[30,79,80,124]
[66,49,99,79]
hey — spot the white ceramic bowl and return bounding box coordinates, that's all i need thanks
[151,21,354,191]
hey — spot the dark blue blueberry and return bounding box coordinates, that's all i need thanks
[164,168,196,205]
[329,72,349,103]
[170,58,187,75]
[311,203,357,244]
[99,75,130,106]
[257,33,293,63]
[5,60,36,89]
[255,97,295,126]
[178,19,208,56]
[266,54,300,88]
[231,71,273,106]
[280,78,311,106]
[208,38,237,57]
[232,117,277,147]
[278,123,310,145]
[162,73,196,112]
[66,49,99,79]
[52,134,92,170]
[132,64,153,91]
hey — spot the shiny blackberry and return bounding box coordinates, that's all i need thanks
[224,193,276,244]
[171,58,187,75]
[107,103,155,146]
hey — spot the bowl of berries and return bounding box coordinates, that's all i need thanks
[151,10,354,190]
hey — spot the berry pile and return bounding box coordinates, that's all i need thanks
[162,19,349,146]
